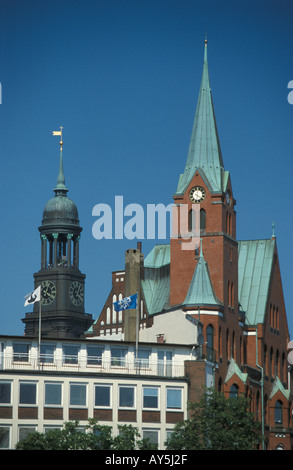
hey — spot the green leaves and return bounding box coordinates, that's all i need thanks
[165,388,262,450]
[15,420,157,450]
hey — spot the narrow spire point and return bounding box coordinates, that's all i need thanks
[272,221,276,239]
[52,126,68,195]
[199,238,203,258]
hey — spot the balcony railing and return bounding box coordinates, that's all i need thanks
[0,352,187,378]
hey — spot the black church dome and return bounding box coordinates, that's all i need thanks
[42,195,79,226]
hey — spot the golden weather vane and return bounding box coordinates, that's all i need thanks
[52,126,63,148]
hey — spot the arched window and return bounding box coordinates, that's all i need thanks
[229,384,239,398]
[226,212,232,236]
[218,376,222,392]
[240,335,242,363]
[188,209,195,232]
[276,308,279,331]
[226,328,230,358]
[200,209,206,233]
[206,324,214,362]
[106,306,111,325]
[275,350,279,378]
[274,400,283,424]
[281,352,286,384]
[231,282,234,308]
[218,327,222,359]
[270,347,274,377]
[232,331,235,359]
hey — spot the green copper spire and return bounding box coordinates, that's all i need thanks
[54,136,68,196]
[176,39,226,195]
[184,239,222,307]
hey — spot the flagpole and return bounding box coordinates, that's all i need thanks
[38,288,42,364]
[136,290,139,369]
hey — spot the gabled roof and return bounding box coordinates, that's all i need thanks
[183,243,222,308]
[270,376,290,400]
[175,39,228,196]
[225,358,248,384]
[238,239,276,325]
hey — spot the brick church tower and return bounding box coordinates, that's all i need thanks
[169,39,240,381]
[171,39,236,307]
[89,40,291,449]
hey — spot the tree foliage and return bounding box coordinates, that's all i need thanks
[165,388,262,450]
[15,419,158,450]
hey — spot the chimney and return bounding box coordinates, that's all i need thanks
[124,243,144,342]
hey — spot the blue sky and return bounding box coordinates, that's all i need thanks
[0,0,292,337]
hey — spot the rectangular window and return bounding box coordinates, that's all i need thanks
[19,382,37,405]
[166,388,182,410]
[63,345,79,364]
[13,343,30,362]
[136,349,150,368]
[44,426,62,433]
[70,383,86,406]
[143,429,159,446]
[143,387,158,409]
[0,427,10,449]
[157,351,172,376]
[119,386,135,408]
[95,384,111,407]
[40,344,55,363]
[87,346,103,365]
[18,426,36,442]
[45,383,62,406]
[0,382,11,404]
[111,348,126,367]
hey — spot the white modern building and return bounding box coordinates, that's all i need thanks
[0,335,212,449]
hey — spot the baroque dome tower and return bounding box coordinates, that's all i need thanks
[22,131,93,339]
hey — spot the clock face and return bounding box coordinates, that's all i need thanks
[189,186,206,203]
[41,280,56,305]
[70,281,84,306]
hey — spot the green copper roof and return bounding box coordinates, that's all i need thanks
[42,147,79,227]
[183,242,222,307]
[269,376,290,400]
[175,40,228,195]
[225,358,248,384]
[144,244,170,268]
[141,245,170,315]
[54,149,68,195]
[238,239,276,325]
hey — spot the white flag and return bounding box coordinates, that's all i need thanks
[24,286,41,306]
[52,131,62,136]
